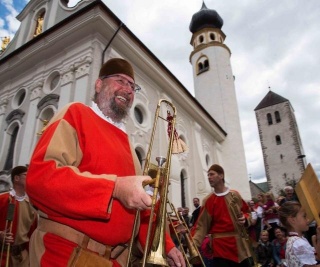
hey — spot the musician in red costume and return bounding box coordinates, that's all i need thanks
[0,166,37,267]
[26,58,185,267]
[192,164,254,267]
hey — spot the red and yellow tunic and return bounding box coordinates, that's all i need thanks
[26,102,174,267]
[0,191,37,267]
[192,189,252,263]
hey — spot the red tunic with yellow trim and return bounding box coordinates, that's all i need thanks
[26,102,174,267]
[192,189,252,263]
[0,191,37,267]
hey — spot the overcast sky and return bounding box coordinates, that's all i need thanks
[1,0,320,183]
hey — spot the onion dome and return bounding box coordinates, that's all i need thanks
[189,2,223,33]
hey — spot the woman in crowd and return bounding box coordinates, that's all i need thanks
[271,227,287,267]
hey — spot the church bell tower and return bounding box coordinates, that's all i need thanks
[189,2,249,196]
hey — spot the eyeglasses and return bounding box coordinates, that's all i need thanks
[101,74,141,93]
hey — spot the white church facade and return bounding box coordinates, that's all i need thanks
[0,0,250,205]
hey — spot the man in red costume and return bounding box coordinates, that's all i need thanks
[0,166,37,267]
[26,58,185,267]
[192,164,254,267]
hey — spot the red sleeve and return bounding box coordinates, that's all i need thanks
[26,103,135,221]
[138,206,175,255]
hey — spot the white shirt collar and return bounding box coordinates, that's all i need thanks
[9,188,27,202]
[90,101,126,133]
[215,187,230,196]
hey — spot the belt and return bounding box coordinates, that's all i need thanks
[212,231,237,238]
[1,243,28,254]
[11,243,28,256]
[38,217,127,258]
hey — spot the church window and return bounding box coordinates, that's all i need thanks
[275,135,282,145]
[135,148,144,167]
[204,60,209,69]
[4,126,19,170]
[267,113,273,125]
[134,106,143,124]
[210,33,215,41]
[13,89,26,109]
[199,35,204,43]
[275,111,281,123]
[205,154,210,166]
[180,170,187,207]
[197,56,209,75]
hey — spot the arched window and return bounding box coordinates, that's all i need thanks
[204,60,209,69]
[4,126,19,170]
[180,171,186,208]
[275,111,281,123]
[267,113,273,125]
[135,149,143,166]
[197,56,210,75]
[275,135,282,145]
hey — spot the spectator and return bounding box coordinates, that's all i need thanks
[279,186,298,206]
[271,227,287,267]
[255,230,274,267]
[278,201,320,266]
[189,198,201,228]
[262,192,279,241]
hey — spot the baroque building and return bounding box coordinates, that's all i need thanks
[0,0,250,203]
[254,90,306,195]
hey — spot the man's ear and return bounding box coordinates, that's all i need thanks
[95,79,103,93]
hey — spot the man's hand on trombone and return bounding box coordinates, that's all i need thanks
[167,246,186,267]
[112,176,153,210]
[0,229,14,245]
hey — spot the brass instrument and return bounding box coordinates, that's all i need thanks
[126,99,177,267]
[167,201,205,267]
[229,192,261,267]
[0,199,15,267]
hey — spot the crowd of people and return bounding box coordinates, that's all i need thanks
[172,185,320,267]
[0,58,319,267]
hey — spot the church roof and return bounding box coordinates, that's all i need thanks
[254,90,289,111]
[189,2,223,33]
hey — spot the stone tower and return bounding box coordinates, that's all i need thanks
[254,90,306,195]
[189,2,249,196]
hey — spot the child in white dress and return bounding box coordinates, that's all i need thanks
[278,201,320,267]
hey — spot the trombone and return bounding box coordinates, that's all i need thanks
[0,199,15,267]
[167,201,205,267]
[126,99,177,267]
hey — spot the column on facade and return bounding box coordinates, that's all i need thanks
[73,56,92,103]
[0,99,8,142]
[58,65,75,110]
[193,122,211,195]
[18,82,43,164]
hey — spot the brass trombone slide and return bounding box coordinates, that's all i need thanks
[167,201,205,267]
[0,201,15,267]
[126,99,177,267]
